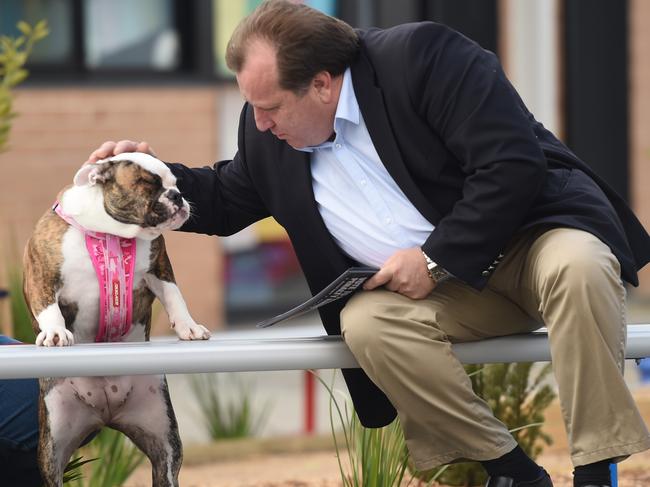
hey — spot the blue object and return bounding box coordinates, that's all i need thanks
[0,335,40,450]
[610,463,618,487]
[638,358,650,383]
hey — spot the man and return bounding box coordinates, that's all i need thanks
[88,1,650,485]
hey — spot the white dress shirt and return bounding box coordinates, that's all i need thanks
[298,69,434,267]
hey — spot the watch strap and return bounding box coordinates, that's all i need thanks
[421,250,451,283]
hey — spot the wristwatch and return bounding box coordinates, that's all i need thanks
[421,250,451,284]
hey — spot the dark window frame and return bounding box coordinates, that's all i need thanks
[338,0,498,55]
[13,0,498,86]
[10,0,218,86]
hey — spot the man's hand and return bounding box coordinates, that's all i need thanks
[85,140,157,164]
[363,247,436,299]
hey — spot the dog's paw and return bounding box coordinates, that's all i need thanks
[173,321,211,341]
[36,327,75,347]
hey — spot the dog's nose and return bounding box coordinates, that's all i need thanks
[166,190,183,206]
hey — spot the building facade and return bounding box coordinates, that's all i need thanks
[1,0,649,337]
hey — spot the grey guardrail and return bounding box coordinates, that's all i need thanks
[1,325,649,380]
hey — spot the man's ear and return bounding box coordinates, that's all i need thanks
[312,71,334,103]
[73,162,111,187]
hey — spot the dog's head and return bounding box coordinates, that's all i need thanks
[70,153,190,239]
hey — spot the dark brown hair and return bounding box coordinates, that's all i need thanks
[226,0,359,93]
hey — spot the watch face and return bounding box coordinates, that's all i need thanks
[430,265,450,282]
[422,251,450,282]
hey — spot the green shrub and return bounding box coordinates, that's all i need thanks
[1,20,47,338]
[2,226,34,341]
[415,362,556,486]
[0,20,49,152]
[68,428,145,487]
[315,371,410,487]
[189,372,270,439]
[318,362,555,487]
[6,258,34,342]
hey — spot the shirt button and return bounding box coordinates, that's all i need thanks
[385,217,392,224]
[335,143,342,149]
[360,179,367,186]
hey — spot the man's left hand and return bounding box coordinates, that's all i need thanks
[363,247,436,299]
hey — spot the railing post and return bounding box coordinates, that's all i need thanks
[609,463,617,487]
[304,370,316,435]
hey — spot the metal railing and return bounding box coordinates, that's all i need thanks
[1,324,649,380]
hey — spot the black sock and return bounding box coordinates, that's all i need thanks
[573,459,611,486]
[481,445,543,482]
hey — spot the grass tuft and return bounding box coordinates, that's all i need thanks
[189,372,271,440]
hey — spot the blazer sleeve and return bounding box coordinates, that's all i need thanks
[167,105,270,236]
[404,23,548,288]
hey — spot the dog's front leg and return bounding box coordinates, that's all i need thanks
[32,300,75,347]
[23,234,75,347]
[144,273,211,340]
[23,274,74,347]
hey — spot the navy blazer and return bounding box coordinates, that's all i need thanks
[170,22,650,427]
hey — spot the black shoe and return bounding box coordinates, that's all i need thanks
[485,469,554,487]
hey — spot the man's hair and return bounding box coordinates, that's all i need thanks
[226,0,359,94]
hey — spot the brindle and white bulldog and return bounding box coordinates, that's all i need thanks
[23,152,211,487]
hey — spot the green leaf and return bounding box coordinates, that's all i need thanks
[31,25,49,43]
[0,36,14,52]
[16,21,31,36]
[35,19,49,35]
[6,69,28,88]
[0,20,48,151]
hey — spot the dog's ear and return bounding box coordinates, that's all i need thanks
[73,162,113,187]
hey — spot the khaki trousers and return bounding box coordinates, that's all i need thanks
[340,228,650,470]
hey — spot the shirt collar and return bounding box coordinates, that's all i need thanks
[297,68,358,153]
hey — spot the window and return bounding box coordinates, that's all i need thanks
[0,0,74,65]
[0,0,339,83]
[0,0,205,81]
[83,0,179,71]
[212,0,338,77]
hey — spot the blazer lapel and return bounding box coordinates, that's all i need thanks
[351,51,441,225]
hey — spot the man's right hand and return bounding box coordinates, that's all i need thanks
[85,140,157,164]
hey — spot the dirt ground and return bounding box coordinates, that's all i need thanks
[125,450,650,487]
[125,391,650,487]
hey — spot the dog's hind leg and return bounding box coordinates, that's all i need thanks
[38,378,103,486]
[110,375,182,487]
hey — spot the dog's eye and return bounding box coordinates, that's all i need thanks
[138,177,158,188]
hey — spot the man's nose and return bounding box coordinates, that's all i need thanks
[253,107,274,131]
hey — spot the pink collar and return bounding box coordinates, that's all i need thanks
[53,203,136,342]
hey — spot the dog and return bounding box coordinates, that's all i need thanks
[23,152,211,486]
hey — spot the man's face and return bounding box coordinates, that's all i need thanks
[236,40,338,149]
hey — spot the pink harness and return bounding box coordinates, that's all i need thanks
[54,203,136,342]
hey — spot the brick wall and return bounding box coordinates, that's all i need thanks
[0,86,228,336]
